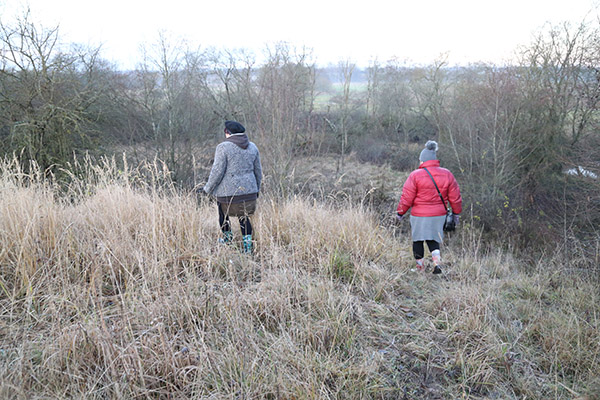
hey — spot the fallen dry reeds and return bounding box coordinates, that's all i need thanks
[0,157,598,399]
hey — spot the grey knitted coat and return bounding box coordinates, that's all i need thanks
[203,141,262,198]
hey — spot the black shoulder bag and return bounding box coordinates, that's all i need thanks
[422,167,456,232]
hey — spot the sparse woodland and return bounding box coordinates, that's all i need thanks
[1,11,599,400]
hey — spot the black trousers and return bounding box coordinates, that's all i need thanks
[218,203,252,236]
[412,240,440,259]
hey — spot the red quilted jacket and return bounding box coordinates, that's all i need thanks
[397,160,462,217]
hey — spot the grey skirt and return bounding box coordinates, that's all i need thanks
[410,215,445,243]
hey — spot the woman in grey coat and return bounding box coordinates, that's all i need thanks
[203,120,262,253]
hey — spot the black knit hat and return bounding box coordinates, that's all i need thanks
[224,120,245,134]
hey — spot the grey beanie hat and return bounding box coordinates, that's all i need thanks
[419,140,438,162]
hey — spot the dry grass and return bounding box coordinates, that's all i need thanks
[0,157,599,399]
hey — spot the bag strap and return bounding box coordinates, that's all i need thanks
[422,167,448,210]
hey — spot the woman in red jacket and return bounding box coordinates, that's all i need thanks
[397,141,462,274]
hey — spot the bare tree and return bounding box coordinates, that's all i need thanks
[0,10,107,170]
[335,59,355,173]
[517,21,600,250]
[375,59,417,142]
[125,34,218,184]
[254,43,316,192]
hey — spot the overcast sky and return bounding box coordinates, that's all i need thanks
[1,0,599,69]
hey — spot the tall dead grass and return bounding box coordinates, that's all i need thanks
[0,157,598,399]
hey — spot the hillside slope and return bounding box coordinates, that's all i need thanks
[0,160,598,399]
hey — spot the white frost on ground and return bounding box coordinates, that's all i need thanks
[565,166,598,179]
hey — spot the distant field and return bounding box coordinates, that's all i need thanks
[313,81,369,110]
[329,82,369,92]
